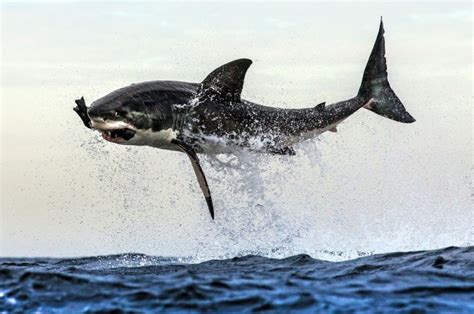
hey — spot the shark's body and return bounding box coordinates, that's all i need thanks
[74,20,415,219]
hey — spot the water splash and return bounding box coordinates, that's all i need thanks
[34,114,471,262]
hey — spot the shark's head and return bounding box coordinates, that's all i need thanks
[86,83,184,147]
[87,96,171,147]
[87,97,142,144]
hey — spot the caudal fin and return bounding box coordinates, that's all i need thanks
[358,18,415,123]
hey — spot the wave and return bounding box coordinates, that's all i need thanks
[1,246,473,312]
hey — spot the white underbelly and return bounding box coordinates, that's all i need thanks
[281,120,343,146]
[128,128,179,150]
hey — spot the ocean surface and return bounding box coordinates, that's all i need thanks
[1,246,473,313]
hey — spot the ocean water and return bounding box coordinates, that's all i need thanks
[1,246,473,313]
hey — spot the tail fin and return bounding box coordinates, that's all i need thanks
[358,18,415,123]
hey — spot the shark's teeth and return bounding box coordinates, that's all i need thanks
[100,128,136,142]
[101,130,111,138]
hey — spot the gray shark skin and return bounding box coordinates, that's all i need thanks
[74,19,415,219]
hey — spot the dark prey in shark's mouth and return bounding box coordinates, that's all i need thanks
[73,19,415,220]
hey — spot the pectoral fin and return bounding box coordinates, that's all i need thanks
[171,139,214,220]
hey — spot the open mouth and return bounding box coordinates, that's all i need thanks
[101,128,136,142]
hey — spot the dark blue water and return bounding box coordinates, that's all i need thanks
[1,246,473,313]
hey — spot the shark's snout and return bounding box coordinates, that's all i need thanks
[89,118,131,131]
[86,103,112,120]
[88,117,137,143]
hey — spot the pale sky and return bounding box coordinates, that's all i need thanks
[1,2,472,260]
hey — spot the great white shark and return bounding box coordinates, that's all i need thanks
[74,20,415,220]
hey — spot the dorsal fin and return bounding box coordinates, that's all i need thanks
[315,102,326,110]
[198,58,252,102]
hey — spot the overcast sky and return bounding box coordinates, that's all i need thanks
[1,2,472,260]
